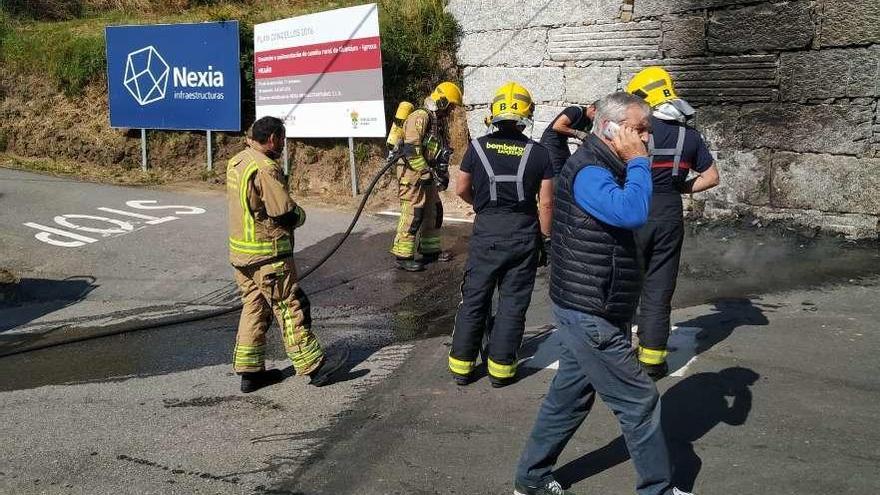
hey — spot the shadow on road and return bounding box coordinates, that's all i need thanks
[554,367,760,491]
[0,275,97,333]
[675,297,772,356]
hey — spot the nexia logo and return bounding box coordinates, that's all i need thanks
[172,66,225,88]
[123,45,225,106]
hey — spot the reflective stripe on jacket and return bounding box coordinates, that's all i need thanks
[226,146,295,267]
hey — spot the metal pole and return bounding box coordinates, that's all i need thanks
[141,129,147,172]
[206,130,213,171]
[348,136,358,196]
[283,138,289,176]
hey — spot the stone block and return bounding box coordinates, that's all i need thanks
[661,16,706,58]
[739,103,874,156]
[466,109,491,140]
[771,152,880,215]
[707,2,814,53]
[447,0,623,33]
[531,121,551,141]
[694,105,742,149]
[703,150,771,206]
[548,21,661,61]
[779,47,880,101]
[746,207,879,239]
[457,28,548,67]
[564,66,620,103]
[636,0,755,17]
[621,55,778,104]
[533,105,570,123]
[820,0,880,47]
[463,67,565,104]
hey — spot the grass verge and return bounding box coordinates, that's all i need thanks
[0,152,164,185]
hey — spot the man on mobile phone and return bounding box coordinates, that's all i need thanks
[626,67,721,380]
[513,93,693,495]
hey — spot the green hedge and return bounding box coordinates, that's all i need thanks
[0,0,459,120]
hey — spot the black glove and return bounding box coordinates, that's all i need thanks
[537,236,551,267]
[435,169,450,191]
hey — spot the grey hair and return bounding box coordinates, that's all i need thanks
[591,92,651,134]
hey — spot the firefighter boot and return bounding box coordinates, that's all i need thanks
[421,251,453,263]
[308,345,350,387]
[641,361,669,381]
[240,369,285,393]
[396,257,425,272]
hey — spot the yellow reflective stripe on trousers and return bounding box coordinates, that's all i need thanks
[233,343,265,368]
[278,300,323,373]
[239,161,260,242]
[638,346,668,365]
[487,358,516,379]
[228,236,292,256]
[448,355,475,376]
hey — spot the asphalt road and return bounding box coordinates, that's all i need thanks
[0,167,472,494]
[0,167,388,339]
[2,167,879,494]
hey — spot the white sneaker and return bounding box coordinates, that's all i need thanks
[673,488,694,495]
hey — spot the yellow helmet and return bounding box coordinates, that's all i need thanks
[490,81,534,124]
[429,82,463,110]
[626,66,677,108]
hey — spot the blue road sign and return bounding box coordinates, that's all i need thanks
[106,21,241,131]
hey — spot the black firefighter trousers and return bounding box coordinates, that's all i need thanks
[449,233,539,381]
[635,218,685,366]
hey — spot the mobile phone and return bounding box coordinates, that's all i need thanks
[603,121,621,140]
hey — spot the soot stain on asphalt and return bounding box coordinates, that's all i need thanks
[0,226,470,392]
[0,221,876,392]
[162,395,284,410]
[115,454,240,485]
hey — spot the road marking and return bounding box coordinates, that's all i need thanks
[54,214,134,235]
[23,222,98,247]
[126,200,205,215]
[96,207,178,225]
[24,199,206,248]
[520,325,703,377]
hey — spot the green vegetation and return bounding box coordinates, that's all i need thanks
[0,0,459,115]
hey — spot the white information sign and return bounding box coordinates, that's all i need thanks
[254,4,386,138]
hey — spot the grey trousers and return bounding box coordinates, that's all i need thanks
[515,304,674,495]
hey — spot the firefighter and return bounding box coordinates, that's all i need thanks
[539,103,597,176]
[626,67,721,379]
[448,82,554,388]
[390,81,463,272]
[227,116,345,393]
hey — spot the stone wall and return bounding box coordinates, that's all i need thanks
[448,0,880,238]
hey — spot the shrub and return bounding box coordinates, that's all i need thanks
[53,35,106,95]
[2,0,83,20]
[379,0,460,108]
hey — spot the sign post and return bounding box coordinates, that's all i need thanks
[206,130,213,171]
[254,3,386,191]
[106,21,242,165]
[348,137,358,196]
[141,129,147,171]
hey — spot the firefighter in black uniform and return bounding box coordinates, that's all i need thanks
[448,82,554,388]
[539,102,596,176]
[626,67,721,379]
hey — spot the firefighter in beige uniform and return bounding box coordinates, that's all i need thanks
[227,116,342,392]
[390,82,463,272]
